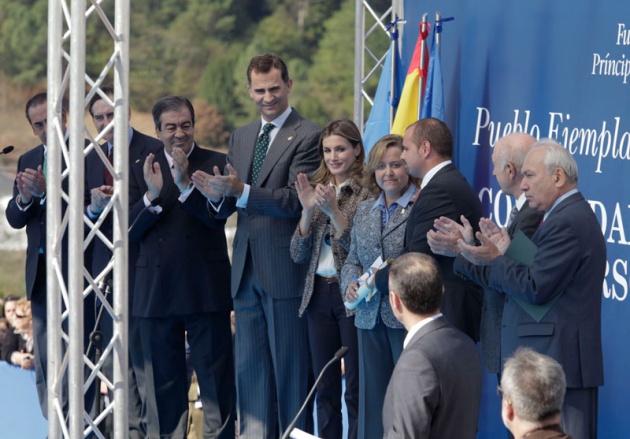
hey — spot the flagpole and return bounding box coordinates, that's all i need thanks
[418,13,428,121]
[435,11,442,54]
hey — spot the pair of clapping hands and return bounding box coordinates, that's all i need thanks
[427,216,511,266]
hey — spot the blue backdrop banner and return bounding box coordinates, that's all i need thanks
[402,1,630,437]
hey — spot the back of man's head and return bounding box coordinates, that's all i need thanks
[495,132,537,174]
[408,117,453,159]
[501,347,566,423]
[389,253,442,315]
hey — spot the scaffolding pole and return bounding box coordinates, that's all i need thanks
[47,0,130,436]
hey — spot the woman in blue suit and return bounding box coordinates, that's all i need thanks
[341,134,419,439]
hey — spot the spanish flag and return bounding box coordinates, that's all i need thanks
[391,24,429,135]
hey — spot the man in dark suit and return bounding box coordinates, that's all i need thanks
[427,132,543,374]
[500,348,570,439]
[453,139,605,439]
[382,252,482,438]
[5,93,67,417]
[192,54,320,437]
[84,86,162,437]
[375,118,483,342]
[129,96,234,438]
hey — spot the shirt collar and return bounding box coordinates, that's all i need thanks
[544,188,578,221]
[372,183,418,211]
[420,160,452,189]
[106,126,135,154]
[164,143,196,168]
[259,106,292,133]
[403,313,443,348]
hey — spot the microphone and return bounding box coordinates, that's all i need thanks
[0,145,14,155]
[281,346,349,439]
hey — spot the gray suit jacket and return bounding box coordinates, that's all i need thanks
[382,316,482,439]
[340,190,416,329]
[215,108,321,298]
[290,178,372,316]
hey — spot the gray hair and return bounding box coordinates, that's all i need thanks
[494,132,536,173]
[531,138,578,185]
[500,347,566,422]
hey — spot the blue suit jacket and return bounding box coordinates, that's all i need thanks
[128,146,232,318]
[455,192,605,387]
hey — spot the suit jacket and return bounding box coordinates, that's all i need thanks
[340,190,416,330]
[214,109,321,299]
[5,145,47,300]
[290,178,372,316]
[382,316,482,439]
[377,163,484,341]
[128,145,232,318]
[479,201,543,373]
[85,129,162,292]
[454,192,605,388]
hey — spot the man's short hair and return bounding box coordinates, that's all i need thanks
[247,54,290,85]
[88,85,115,116]
[531,138,579,185]
[407,117,453,158]
[500,347,566,422]
[389,253,442,315]
[25,93,48,124]
[152,96,195,130]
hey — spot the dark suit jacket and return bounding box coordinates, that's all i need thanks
[454,192,605,388]
[377,163,484,341]
[85,129,162,292]
[128,145,232,318]
[382,316,482,439]
[479,201,543,373]
[5,145,49,301]
[214,109,321,299]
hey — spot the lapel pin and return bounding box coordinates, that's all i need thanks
[135,159,141,163]
[401,208,407,215]
[288,136,294,141]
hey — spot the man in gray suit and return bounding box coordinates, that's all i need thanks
[192,54,321,438]
[382,252,482,439]
[428,132,543,374]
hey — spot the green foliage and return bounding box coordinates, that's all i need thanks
[0,0,397,136]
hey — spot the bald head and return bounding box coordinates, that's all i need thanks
[492,132,537,197]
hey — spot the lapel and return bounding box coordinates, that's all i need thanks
[382,202,412,240]
[235,123,260,181]
[255,110,302,186]
[406,316,449,349]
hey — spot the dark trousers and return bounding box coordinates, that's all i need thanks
[234,253,309,439]
[307,278,359,439]
[139,312,235,439]
[562,387,598,439]
[357,323,405,439]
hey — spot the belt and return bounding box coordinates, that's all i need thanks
[315,275,339,284]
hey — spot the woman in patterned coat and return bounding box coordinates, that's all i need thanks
[340,134,419,439]
[290,119,371,439]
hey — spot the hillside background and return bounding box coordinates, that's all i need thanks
[0,0,390,299]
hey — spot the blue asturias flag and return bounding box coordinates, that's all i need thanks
[363,39,404,157]
[421,19,451,121]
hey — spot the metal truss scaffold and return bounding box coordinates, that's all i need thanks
[354,0,403,131]
[47,0,130,437]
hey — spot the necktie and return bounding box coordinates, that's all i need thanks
[104,146,113,186]
[250,123,274,185]
[507,205,519,227]
[42,151,47,179]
